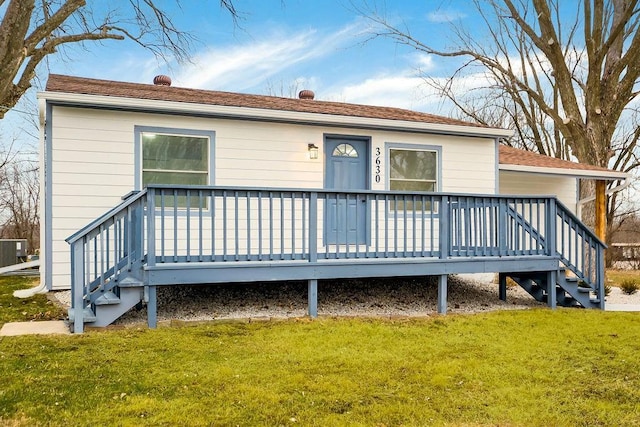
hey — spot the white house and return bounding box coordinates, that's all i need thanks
[36,74,628,332]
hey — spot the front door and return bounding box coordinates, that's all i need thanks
[325,137,368,244]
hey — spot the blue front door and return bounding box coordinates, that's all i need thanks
[325,138,368,244]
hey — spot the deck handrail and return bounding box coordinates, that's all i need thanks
[65,189,148,245]
[141,183,561,200]
[555,199,606,248]
[67,185,607,331]
[553,199,606,301]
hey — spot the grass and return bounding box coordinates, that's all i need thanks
[0,310,639,426]
[1,275,639,425]
[0,276,66,327]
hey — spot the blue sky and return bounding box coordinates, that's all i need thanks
[3,0,482,148]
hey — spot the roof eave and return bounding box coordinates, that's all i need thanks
[499,163,630,180]
[38,91,514,138]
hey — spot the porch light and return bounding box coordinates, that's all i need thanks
[308,143,319,159]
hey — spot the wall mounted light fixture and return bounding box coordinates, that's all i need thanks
[308,143,319,159]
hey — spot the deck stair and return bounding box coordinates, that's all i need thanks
[555,268,602,308]
[505,268,602,309]
[67,271,145,329]
[66,185,607,333]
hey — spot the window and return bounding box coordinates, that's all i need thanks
[142,132,209,187]
[332,143,359,157]
[389,148,437,192]
[388,147,439,211]
[137,129,212,208]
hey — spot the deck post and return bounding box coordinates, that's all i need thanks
[547,270,557,309]
[308,279,318,318]
[71,240,85,334]
[146,285,157,328]
[595,180,606,242]
[437,274,448,314]
[546,198,557,257]
[439,196,450,259]
[498,273,507,301]
[498,198,508,255]
[308,192,318,318]
[596,247,606,309]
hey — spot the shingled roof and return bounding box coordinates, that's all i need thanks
[44,74,625,178]
[45,74,485,128]
[498,145,619,174]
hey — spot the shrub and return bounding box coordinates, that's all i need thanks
[620,279,639,295]
[604,282,612,297]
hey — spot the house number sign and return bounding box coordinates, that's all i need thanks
[375,147,381,183]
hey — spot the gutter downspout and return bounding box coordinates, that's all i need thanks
[13,260,47,298]
[14,98,49,299]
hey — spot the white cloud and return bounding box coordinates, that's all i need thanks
[172,21,366,92]
[325,74,440,111]
[426,9,467,23]
[413,53,436,72]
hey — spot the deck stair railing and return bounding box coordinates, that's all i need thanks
[67,185,606,332]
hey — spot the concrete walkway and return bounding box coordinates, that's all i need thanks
[0,321,70,337]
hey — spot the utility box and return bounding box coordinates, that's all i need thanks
[0,239,28,267]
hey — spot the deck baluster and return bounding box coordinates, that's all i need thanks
[291,192,296,258]
[147,188,156,268]
[302,193,307,259]
[198,190,204,262]
[309,192,318,263]
[186,190,192,262]
[280,192,285,260]
[234,191,240,262]
[210,190,216,262]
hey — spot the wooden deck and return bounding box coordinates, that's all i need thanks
[66,185,605,333]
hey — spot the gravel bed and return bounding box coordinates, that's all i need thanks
[53,274,640,327]
[606,285,640,305]
[53,274,548,326]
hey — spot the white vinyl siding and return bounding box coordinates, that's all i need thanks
[44,105,498,290]
[499,170,578,213]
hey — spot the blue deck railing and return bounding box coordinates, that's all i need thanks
[67,185,606,329]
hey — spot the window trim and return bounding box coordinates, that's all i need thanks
[134,126,215,191]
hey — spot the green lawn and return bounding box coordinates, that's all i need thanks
[0,310,639,426]
[1,276,639,426]
[0,276,66,327]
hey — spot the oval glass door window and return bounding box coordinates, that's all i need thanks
[332,143,358,157]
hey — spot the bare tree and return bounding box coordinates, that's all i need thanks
[362,0,640,168]
[0,158,39,254]
[0,0,240,119]
[359,0,640,243]
[264,78,304,98]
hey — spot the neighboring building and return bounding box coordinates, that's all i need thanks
[37,74,629,332]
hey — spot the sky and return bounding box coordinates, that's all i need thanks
[67,0,473,111]
[2,0,486,150]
